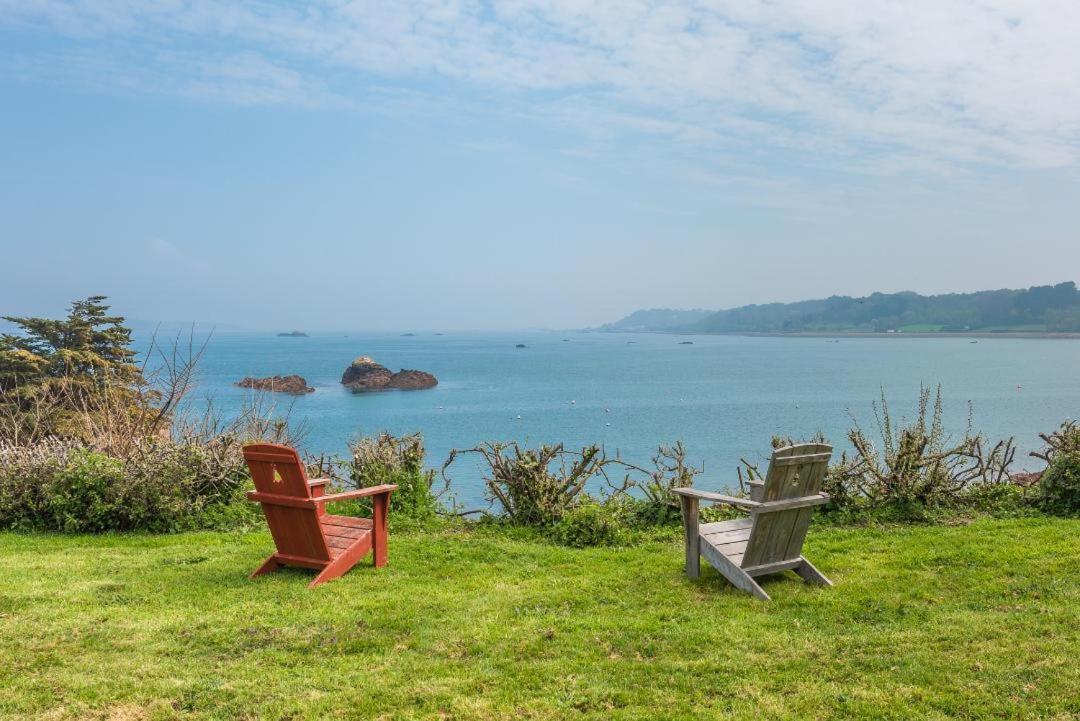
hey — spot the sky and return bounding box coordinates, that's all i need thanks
[1,1,1079,331]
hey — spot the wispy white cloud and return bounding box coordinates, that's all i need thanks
[148,237,210,274]
[3,1,1079,170]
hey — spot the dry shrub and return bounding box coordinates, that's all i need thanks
[825,385,1018,518]
[1030,420,1080,464]
[443,442,624,526]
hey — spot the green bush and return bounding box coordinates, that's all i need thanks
[1037,454,1080,516]
[49,450,126,532]
[341,432,443,520]
[444,442,608,526]
[0,439,258,533]
[554,501,631,548]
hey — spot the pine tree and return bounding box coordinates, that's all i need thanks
[0,296,146,438]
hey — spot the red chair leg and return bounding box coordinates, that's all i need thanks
[372,493,389,568]
[250,554,281,578]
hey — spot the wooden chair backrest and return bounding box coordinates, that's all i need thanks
[243,443,331,562]
[741,443,832,568]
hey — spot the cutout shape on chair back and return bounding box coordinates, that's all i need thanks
[245,444,312,498]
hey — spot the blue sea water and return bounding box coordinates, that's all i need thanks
[144,331,1080,507]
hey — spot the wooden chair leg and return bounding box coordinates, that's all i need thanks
[794,557,832,587]
[700,542,771,601]
[308,535,372,588]
[250,554,281,578]
[308,557,352,588]
[372,493,389,568]
[738,573,771,602]
[679,495,700,579]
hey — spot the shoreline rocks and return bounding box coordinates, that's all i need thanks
[236,375,314,394]
[341,356,438,391]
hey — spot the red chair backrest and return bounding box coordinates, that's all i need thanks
[243,443,331,562]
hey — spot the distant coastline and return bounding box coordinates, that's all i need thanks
[594,328,1080,340]
[600,282,1080,336]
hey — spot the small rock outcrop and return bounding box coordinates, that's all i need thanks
[341,357,395,390]
[277,331,308,337]
[341,357,437,391]
[236,375,314,394]
[388,369,439,390]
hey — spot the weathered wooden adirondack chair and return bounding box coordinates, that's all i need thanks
[672,443,833,600]
[243,443,396,588]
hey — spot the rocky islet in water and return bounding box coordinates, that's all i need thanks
[341,356,438,391]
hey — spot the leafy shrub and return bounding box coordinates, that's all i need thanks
[1037,454,1080,516]
[443,439,706,533]
[444,442,614,526]
[338,432,444,519]
[0,440,77,531]
[0,437,261,533]
[961,482,1035,518]
[48,449,126,532]
[554,501,631,548]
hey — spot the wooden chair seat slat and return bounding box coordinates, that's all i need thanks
[321,524,367,540]
[701,527,753,544]
[244,443,395,588]
[325,534,358,550]
[711,538,749,553]
[699,518,753,535]
[321,515,374,530]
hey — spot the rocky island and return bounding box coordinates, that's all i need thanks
[236,375,315,394]
[277,331,308,337]
[341,357,437,391]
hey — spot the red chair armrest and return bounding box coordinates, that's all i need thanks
[312,485,397,504]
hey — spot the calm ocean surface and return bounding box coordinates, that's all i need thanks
[141,331,1080,507]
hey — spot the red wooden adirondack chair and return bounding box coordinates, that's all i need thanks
[243,443,396,588]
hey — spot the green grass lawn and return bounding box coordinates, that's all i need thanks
[973,324,1049,332]
[1,519,1078,720]
[898,324,946,332]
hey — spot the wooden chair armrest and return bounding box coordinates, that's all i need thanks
[671,487,760,509]
[312,485,397,504]
[754,493,830,513]
[748,480,765,502]
[308,478,331,487]
[246,491,316,509]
